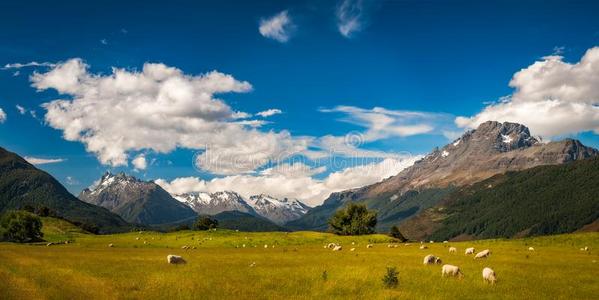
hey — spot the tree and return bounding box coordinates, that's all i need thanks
[0,210,44,242]
[389,225,407,242]
[194,216,218,230]
[36,206,51,217]
[328,203,377,235]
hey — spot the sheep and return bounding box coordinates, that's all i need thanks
[108,243,114,248]
[474,249,491,259]
[482,267,497,284]
[423,254,443,265]
[350,248,356,252]
[167,255,186,264]
[264,244,268,248]
[449,247,457,253]
[366,244,373,248]
[404,243,411,246]
[429,241,434,244]
[249,262,256,267]
[332,245,342,251]
[465,247,475,255]
[420,245,428,250]
[46,242,53,246]
[443,240,449,244]
[327,243,338,249]
[580,246,589,251]
[441,264,463,278]
[528,247,535,251]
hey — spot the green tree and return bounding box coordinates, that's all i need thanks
[194,216,218,230]
[389,225,407,242]
[0,210,44,242]
[328,203,377,235]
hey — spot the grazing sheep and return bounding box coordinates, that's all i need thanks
[420,245,428,250]
[108,243,114,248]
[167,255,186,264]
[46,242,53,246]
[249,262,256,267]
[443,241,449,244]
[351,242,355,245]
[449,247,457,253]
[327,243,338,249]
[429,241,434,244]
[242,244,246,248]
[264,244,268,248]
[135,237,140,240]
[366,244,373,248]
[404,243,411,246]
[528,247,535,251]
[482,267,497,284]
[181,245,189,249]
[475,249,491,259]
[580,246,589,251]
[350,248,356,252]
[442,264,463,277]
[332,245,342,251]
[465,247,475,255]
[423,254,443,265]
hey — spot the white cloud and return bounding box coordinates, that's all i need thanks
[32,58,308,174]
[156,156,419,206]
[336,0,370,38]
[0,108,5,123]
[16,105,26,115]
[132,154,147,170]
[259,10,294,43]
[456,47,599,137]
[24,156,66,165]
[256,108,282,117]
[2,61,56,70]
[66,176,79,185]
[100,39,108,45]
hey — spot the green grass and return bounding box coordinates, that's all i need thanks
[0,219,598,299]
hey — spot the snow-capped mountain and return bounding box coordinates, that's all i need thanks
[79,172,196,225]
[173,191,255,216]
[173,191,310,224]
[247,194,311,224]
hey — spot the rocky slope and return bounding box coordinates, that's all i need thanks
[79,172,196,225]
[247,194,311,224]
[0,147,129,233]
[287,121,598,231]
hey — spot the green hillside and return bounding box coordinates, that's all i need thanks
[402,158,599,241]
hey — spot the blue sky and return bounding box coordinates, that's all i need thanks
[1,0,599,205]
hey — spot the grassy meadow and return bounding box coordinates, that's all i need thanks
[0,217,597,299]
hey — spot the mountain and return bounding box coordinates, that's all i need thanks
[173,191,255,215]
[246,194,311,225]
[0,147,129,233]
[79,172,196,225]
[400,157,599,241]
[287,121,598,231]
[213,211,288,232]
[172,191,310,224]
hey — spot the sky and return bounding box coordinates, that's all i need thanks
[1,0,599,206]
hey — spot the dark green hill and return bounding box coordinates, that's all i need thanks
[401,158,599,241]
[0,147,130,233]
[214,211,288,232]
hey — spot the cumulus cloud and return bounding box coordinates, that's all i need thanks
[132,154,147,170]
[156,156,419,206]
[0,108,6,123]
[32,58,308,174]
[2,61,56,70]
[256,108,282,117]
[24,156,66,165]
[336,0,373,38]
[456,47,599,137]
[259,10,294,43]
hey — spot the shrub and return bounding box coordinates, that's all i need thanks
[36,206,51,217]
[328,203,377,235]
[382,267,399,288]
[0,210,44,243]
[389,225,407,242]
[194,216,218,230]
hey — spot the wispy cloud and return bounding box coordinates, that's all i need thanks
[24,156,66,165]
[100,39,108,45]
[259,10,294,43]
[336,0,372,38]
[0,108,6,123]
[2,61,56,70]
[16,105,26,115]
[256,108,282,117]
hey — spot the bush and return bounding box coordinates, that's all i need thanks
[382,267,399,288]
[0,210,44,242]
[194,216,218,230]
[36,206,51,217]
[389,225,407,242]
[328,203,377,235]
[171,224,191,232]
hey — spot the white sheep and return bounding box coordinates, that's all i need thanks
[420,245,428,250]
[449,247,457,253]
[350,248,356,252]
[442,264,463,277]
[482,267,497,284]
[423,254,443,265]
[528,247,535,251]
[332,245,342,251]
[366,244,373,248]
[580,246,589,251]
[167,255,186,264]
[465,247,475,255]
[474,249,491,259]
[327,243,338,249]
[108,243,114,248]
